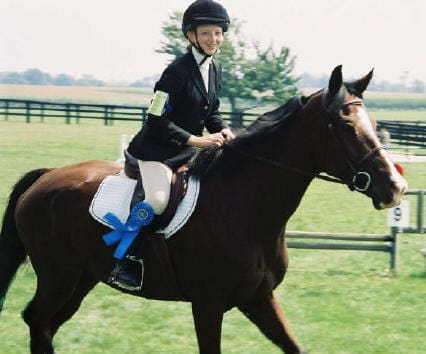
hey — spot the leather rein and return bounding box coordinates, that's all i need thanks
[224,98,385,192]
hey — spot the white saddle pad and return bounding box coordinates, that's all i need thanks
[89,172,200,238]
[89,172,136,227]
[159,175,200,238]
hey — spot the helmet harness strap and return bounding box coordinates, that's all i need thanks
[191,27,215,66]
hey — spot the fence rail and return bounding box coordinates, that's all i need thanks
[0,98,149,125]
[376,120,426,148]
[286,189,425,273]
[0,98,258,128]
[2,99,425,147]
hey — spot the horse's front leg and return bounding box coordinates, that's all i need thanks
[238,293,304,354]
[192,302,224,354]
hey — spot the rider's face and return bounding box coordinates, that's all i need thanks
[187,25,224,56]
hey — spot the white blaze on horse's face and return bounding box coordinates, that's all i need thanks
[356,106,376,136]
[376,148,408,209]
[355,105,408,209]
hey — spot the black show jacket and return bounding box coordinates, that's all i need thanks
[127,51,229,169]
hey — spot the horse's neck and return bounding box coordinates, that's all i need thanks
[219,161,313,233]
[227,124,318,230]
[254,164,311,215]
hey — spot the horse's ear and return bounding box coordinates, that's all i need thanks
[324,65,345,110]
[348,68,374,96]
[328,65,343,97]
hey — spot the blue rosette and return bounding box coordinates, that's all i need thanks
[102,201,154,260]
[129,201,154,226]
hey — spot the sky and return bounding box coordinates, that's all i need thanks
[0,0,425,84]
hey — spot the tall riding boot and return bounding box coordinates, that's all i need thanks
[107,220,158,292]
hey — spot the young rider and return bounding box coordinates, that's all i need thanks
[109,0,234,290]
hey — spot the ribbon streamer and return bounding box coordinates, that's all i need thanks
[102,202,154,260]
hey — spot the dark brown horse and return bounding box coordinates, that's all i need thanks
[0,66,406,354]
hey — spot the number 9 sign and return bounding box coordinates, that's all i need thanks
[387,200,409,227]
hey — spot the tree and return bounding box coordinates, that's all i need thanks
[156,12,186,60]
[214,19,253,114]
[156,12,299,114]
[245,43,299,105]
[76,74,104,87]
[23,68,52,85]
[54,73,75,86]
[411,79,425,93]
[0,71,27,84]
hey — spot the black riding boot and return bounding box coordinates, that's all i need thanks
[107,217,159,292]
[107,223,155,292]
[108,255,144,291]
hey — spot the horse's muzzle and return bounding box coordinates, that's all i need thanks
[373,176,408,210]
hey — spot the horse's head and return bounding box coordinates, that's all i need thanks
[310,65,407,210]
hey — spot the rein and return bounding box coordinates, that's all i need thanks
[223,98,385,191]
[223,144,348,186]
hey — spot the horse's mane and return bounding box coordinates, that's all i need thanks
[188,96,307,178]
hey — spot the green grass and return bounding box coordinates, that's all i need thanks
[364,98,426,110]
[0,120,425,353]
[370,109,426,122]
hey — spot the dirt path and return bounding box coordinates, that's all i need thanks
[389,153,426,163]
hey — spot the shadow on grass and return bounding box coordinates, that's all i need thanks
[409,271,426,279]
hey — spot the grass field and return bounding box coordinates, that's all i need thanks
[0,92,425,353]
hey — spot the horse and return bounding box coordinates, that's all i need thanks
[0,65,407,354]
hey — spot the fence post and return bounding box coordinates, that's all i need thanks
[231,111,244,128]
[389,226,399,274]
[26,101,31,123]
[110,107,114,126]
[65,104,71,124]
[75,104,80,124]
[4,100,9,121]
[104,106,109,126]
[40,103,45,123]
[141,107,148,124]
[417,191,424,233]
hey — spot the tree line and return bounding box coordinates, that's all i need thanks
[299,72,426,94]
[0,69,104,87]
[2,68,423,95]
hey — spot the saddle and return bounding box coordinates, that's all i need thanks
[123,150,188,229]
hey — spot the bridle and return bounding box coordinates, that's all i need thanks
[224,98,385,192]
[328,98,385,192]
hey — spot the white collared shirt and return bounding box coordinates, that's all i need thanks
[192,46,212,92]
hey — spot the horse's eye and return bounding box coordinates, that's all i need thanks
[341,106,350,116]
[340,122,354,134]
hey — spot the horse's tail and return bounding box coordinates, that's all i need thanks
[0,168,50,313]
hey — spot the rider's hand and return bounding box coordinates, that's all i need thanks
[186,133,225,148]
[221,128,235,141]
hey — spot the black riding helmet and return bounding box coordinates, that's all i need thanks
[182,0,230,37]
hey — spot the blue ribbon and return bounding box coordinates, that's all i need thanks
[102,202,154,260]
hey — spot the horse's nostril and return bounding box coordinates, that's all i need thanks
[392,178,408,195]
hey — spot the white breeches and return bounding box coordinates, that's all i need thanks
[138,161,173,215]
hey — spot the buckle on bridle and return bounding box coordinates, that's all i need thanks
[352,171,371,192]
